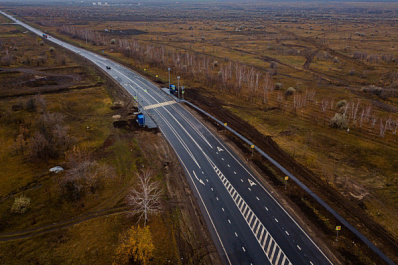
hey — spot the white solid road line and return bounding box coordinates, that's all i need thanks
[2,11,336,264]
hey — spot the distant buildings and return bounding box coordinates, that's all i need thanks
[92,2,109,6]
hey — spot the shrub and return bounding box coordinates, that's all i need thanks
[110,39,116,45]
[336,100,347,109]
[11,195,31,214]
[275,82,282,90]
[25,98,36,112]
[285,87,296,97]
[330,113,348,129]
[49,47,55,52]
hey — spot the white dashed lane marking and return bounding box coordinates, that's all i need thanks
[209,161,292,265]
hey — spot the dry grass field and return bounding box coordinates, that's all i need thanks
[1,1,398,263]
[0,16,220,265]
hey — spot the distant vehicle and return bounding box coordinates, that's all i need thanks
[106,66,111,69]
[42,33,48,38]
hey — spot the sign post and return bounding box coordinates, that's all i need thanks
[336,226,341,241]
[251,145,255,157]
[285,176,289,190]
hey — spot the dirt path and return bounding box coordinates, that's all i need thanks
[0,207,130,242]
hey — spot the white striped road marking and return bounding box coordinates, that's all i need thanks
[241,179,244,182]
[275,218,279,223]
[259,227,265,243]
[242,247,246,252]
[256,196,260,200]
[281,255,287,265]
[297,245,301,250]
[249,214,255,226]
[262,232,269,248]
[248,187,252,191]
[222,208,225,212]
[228,219,231,224]
[285,231,289,236]
[275,249,282,265]
[270,244,277,261]
[204,159,292,265]
[254,220,261,235]
[235,232,238,237]
[265,206,268,211]
[143,100,175,110]
[266,239,273,255]
[234,171,237,174]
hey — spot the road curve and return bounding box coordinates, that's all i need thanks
[1,10,335,265]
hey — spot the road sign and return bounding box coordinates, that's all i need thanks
[285,176,289,181]
[156,75,158,78]
[336,226,341,241]
[224,123,227,127]
[251,145,255,149]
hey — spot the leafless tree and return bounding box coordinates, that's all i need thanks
[371,116,378,130]
[59,147,115,200]
[321,99,329,112]
[262,72,273,105]
[393,119,398,135]
[359,109,365,128]
[127,170,163,226]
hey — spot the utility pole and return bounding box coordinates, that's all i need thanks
[168,68,171,89]
[177,76,180,100]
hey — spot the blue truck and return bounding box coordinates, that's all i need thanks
[137,113,145,126]
[169,84,178,95]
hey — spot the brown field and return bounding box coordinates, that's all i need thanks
[1,1,398,264]
[0,17,220,265]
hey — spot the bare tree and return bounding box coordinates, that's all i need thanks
[127,170,163,226]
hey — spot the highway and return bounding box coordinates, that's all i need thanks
[1,10,333,265]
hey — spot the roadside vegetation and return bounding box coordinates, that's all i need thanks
[4,2,397,263]
[0,17,219,265]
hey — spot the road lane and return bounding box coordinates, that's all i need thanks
[0,10,334,265]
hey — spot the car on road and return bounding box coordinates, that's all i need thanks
[106,66,111,69]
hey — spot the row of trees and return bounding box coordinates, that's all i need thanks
[54,25,398,139]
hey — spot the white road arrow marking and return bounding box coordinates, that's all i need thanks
[248,179,257,186]
[193,171,205,185]
[217,146,224,152]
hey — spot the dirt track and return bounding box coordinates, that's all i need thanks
[186,88,398,264]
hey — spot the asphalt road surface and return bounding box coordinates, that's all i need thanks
[1,10,333,265]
